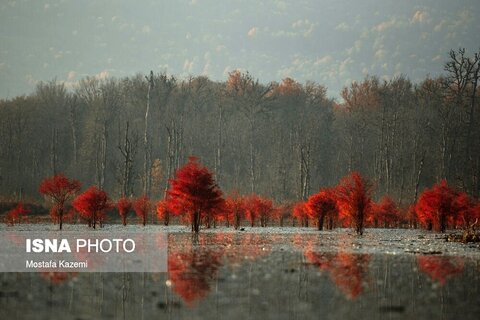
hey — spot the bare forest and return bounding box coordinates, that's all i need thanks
[1,48,479,207]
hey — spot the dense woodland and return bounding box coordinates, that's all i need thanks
[1,48,479,207]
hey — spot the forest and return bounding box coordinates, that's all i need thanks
[0,48,479,211]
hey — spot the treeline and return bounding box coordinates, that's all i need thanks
[0,48,479,205]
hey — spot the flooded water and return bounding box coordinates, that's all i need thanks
[1,225,479,319]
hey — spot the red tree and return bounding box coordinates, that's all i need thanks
[73,186,111,229]
[416,180,467,232]
[245,194,273,227]
[39,174,81,230]
[369,196,399,228]
[156,199,172,226]
[7,203,30,225]
[244,194,258,227]
[335,172,373,235]
[225,191,245,229]
[307,188,338,230]
[406,204,418,228]
[167,157,224,233]
[272,203,290,227]
[133,195,151,226]
[454,193,479,229]
[256,196,273,227]
[292,201,309,227]
[117,197,132,226]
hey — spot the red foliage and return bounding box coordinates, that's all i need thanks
[133,195,151,226]
[467,202,480,226]
[39,174,81,229]
[168,247,224,306]
[335,172,373,235]
[417,256,464,286]
[406,204,418,228]
[6,202,30,225]
[416,180,467,232]
[167,156,224,233]
[304,250,370,299]
[243,194,274,227]
[73,186,111,229]
[307,188,338,230]
[244,194,273,227]
[272,203,290,227]
[454,193,479,229]
[156,199,172,226]
[292,201,310,227]
[369,196,399,228]
[225,191,245,229]
[117,197,132,226]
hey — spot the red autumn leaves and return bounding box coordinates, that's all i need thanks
[39,174,81,230]
[166,156,224,233]
[34,159,479,234]
[415,180,476,232]
[38,174,154,229]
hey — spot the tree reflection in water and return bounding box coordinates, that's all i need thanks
[299,234,370,300]
[167,232,273,306]
[39,272,78,284]
[417,255,464,285]
[304,250,370,299]
[167,236,224,306]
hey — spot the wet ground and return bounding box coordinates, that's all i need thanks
[1,224,479,319]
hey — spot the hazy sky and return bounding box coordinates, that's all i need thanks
[0,0,479,99]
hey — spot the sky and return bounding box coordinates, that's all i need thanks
[0,0,479,99]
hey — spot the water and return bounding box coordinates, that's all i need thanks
[1,225,479,319]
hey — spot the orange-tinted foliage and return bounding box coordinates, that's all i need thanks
[73,186,111,229]
[292,201,309,227]
[307,188,338,230]
[156,199,172,226]
[277,77,302,96]
[271,203,289,227]
[369,196,399,228]
[167,156,224,233]
[133,195,151,226]
[117,197,132,226]
[39,174,81,229]
[417,256,464,286]
[224,191,245,229]
[335,172,373,235]
[243,194,273,227]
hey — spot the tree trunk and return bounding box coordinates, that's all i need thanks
[193,211,201,233]
[50,127,58,175]
[144,71,154,196]
[58,207,63,230]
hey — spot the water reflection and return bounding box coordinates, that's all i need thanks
[166,233,273,305]
[304,250,370,299]
[416,256,464,286]
[168,245,224,306]
[1,232,479,320]
[40,272,78,284]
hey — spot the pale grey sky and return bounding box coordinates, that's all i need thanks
[0,0,479,99]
